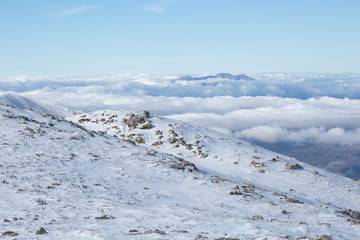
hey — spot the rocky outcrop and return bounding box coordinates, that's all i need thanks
[122,112,152,129]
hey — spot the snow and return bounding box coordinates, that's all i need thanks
[1,95,360,239]
[0,93,75,118]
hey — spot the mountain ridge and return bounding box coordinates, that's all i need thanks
[177,73,255,81]
[0,93,75,118]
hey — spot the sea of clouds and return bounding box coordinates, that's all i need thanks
[1,73,360,145]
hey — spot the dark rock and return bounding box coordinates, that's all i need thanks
[177,138,187,145]
[25,127,35,134]
[142,110,150,119]
[144,229,166,235]
[195,234,209,239]
[246,184,256,189]
[313,235,332,240]
[170,164,185,171]
[36,227,48,235]
[250,160,264,168]
[346,209,360,220]
[212,176,232,183]
[140,122,152,129]
[286,163,303,170]
[252,215,264,220]
[36,199,47,205]
[147,150,156,156]
[135,136,145,144]
[69,136,82,141]
[95,214,115,220]
[286,198,304,204]
[78,118,90,123]
[122,113,145,128]
[123,139,136,145]
[230,190,242,195]
[273,192,288,199]
[338,208,360,220]
[298,221,308,225]
[152,141,163,146]
[2,231,18,237]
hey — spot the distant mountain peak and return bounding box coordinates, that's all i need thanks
[177,73,255,81]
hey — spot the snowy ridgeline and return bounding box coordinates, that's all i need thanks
[0,94,360,239]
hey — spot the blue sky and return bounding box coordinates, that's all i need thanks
[1,0,359,76]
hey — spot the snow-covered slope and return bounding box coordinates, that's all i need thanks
[0,93,74,118]
[1,102,360,239]
[69,110,360,205]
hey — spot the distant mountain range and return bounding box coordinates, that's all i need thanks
[178,73,255,81]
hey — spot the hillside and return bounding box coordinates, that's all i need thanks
[1,95,360,239]
[0,93,74,118]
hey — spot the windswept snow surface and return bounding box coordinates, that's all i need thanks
[1,103,360,239]
[0,93,75,118]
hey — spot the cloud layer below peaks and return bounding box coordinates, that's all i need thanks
[1,73,359,145]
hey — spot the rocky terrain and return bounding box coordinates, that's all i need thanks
[1,94,360,239]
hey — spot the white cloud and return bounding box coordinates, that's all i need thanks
[236,126,360,145]
[1,73,360,145]
[237,126,286,143]
[50,6,98,16]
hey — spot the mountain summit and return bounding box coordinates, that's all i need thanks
[178,73,255,81]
